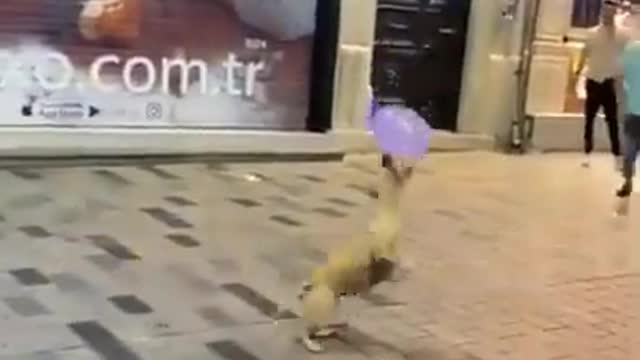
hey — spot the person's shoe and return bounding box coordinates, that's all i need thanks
[616,181,633,198]
[615,195,631,216]
[582,155,591,168]
[615,156,623,172]
[615,181,632,216]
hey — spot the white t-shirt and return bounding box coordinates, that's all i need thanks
[584,25,630,82]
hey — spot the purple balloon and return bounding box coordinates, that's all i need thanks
[371,105,431,159]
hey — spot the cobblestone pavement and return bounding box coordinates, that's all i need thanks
[0,152,638,360]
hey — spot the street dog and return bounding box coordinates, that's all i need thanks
[298,155,413,352]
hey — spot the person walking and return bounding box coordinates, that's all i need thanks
[615,4,640,214]
[575,0,630,169]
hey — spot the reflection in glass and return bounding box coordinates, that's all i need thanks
[572,0,602,28]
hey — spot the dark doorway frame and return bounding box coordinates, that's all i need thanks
[306,0,341,132]
[371,0,472,132]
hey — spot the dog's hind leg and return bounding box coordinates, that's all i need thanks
[301,284,338,352]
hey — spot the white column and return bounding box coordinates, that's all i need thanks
[332,45,372,130]
[458,0,521,138]
[331,0,376,133]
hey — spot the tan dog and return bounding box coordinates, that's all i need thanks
[299,155,413,352]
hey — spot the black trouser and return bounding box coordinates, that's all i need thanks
[584,78,620,156]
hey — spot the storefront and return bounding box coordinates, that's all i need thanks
[0,0,352,155]
[527,0,623,150]
[0,0,500,156]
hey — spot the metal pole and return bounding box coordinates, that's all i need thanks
[513,0,542,153]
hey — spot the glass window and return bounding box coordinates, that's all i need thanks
[571,0,602,28]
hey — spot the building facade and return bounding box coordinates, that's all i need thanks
[0,0,338,156]
[0,0,495,156]
[334,0,523,149]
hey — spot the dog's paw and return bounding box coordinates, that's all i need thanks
[312,328,338,338]
[310,323,348,339]
[302,335,325,353]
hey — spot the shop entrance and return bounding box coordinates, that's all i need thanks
[372,0,471,131]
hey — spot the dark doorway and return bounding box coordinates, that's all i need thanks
[372,0,471,131]
[307,0,340,132]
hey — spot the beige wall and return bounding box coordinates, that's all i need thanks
[330,0,608,152]
[536,0,572,39]
[457,0,525,143]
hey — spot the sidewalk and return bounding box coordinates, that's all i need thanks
[0,128,494,157]
[0,152,637,359]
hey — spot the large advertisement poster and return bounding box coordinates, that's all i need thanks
[0,0,317,130]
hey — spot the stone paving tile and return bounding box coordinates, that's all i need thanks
[19,225,52,238]
[7,194,52,211]
[4,296,51,317]
[0,320,84,357]
[163,196,198,207]
[140,207,193,229]
[269,214,304,227]
[93,169,132,186]
[22,348,102,360]
[137,165,181,180]
[228,197,262,208]
[126,335,219,360]
[10,169,43,181]
[85,254,125,273]
[164,263,218,295]
[69,321,142,360]
[0,153,637,359]
[49,273,94,293]
[87,235,141,261]
[194,322,369,359]
[165,233,201,248]
[108,295,154,315]
[9,268,51,286]
[197,305,239,327]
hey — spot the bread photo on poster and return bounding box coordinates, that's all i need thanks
[78,0,142,46]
